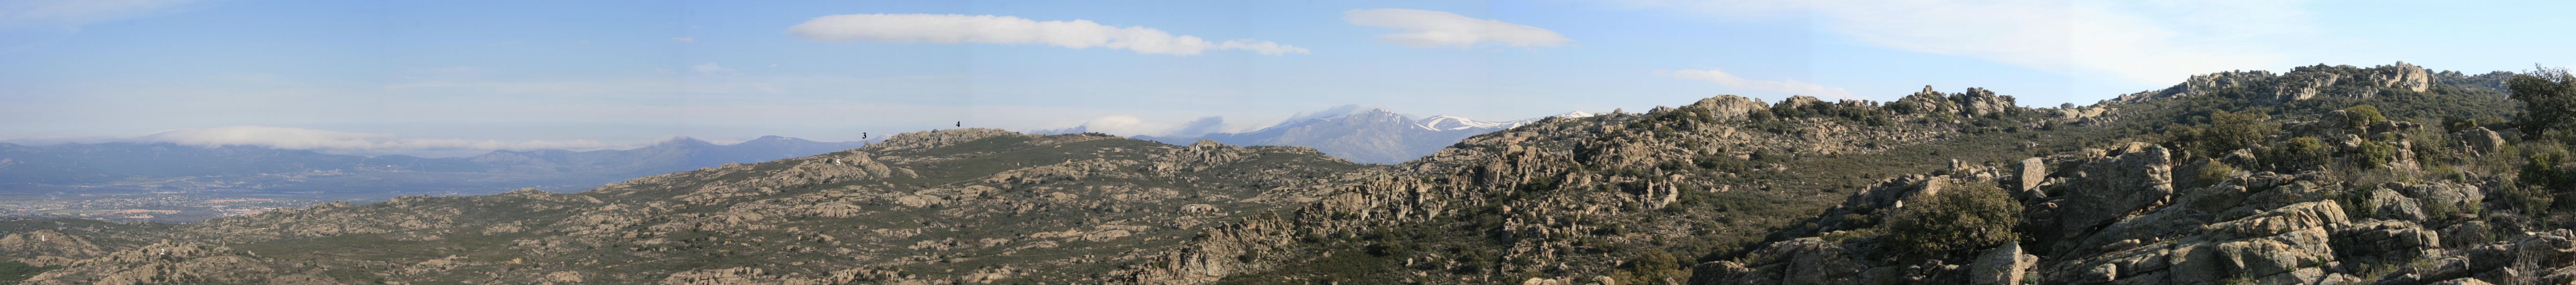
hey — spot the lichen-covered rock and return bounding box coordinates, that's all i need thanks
[2215,227,2335,283]
[2207,200,2344,237]
[2397,182,2483,216]
[1690,95,1771,122]
[2334,219,2441,266]
[1893,86,2018,117]
[2018,157,2047,194]
[2053,145,2175,239]
[2372,188,2429,221]
[2458,127,2505,155]
[2152,70,2273,99]
[2442,221,2496,248]
[2372,61,2434,93]
[1969,243,2039,285]
[1698,237,1865,285]
[2275,72,2340,100]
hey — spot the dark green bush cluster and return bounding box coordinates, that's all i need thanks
[2268,137,2335,172]
[2523,152,2576,197]
[1607,250,1688,285]
[2502,183,2558,216]
[2511,65,2576,137]
[2358,140,2400,169]
[2186,161,2238,190]
[1881,182,2023,256]
[2171,109,2278,159]
[0,260,50,283]
[1762,99,1894,126]
[2344,105,2387,129]
[2440,116,2513,134]
[2445,117,2484,133]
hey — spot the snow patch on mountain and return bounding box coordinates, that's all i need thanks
[1412,111,1597,131]
[1414,115,1507,131]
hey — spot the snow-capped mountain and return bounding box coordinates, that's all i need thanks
[1414,111,1596,131]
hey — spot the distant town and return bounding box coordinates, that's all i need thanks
[1,192,319,222]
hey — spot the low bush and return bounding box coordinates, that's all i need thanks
[2358,140,2400,169]
[2269,137,2336,172]
[0,260,51,283]
[2186,161,2238,189]
[1881,182,2023,257]
[2345,105,2388,129]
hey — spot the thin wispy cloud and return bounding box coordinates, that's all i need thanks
[0,0,196,30]
[1659,68,1860,100]
[1624,0,2306,85]
[787,13,1309,56]
[691,62,735,75]
[670,37,694,43]
[1344,8,1571,48]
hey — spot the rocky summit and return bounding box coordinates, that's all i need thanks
[7,61,2576,285]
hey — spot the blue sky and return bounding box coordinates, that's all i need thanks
[2,0,2571,157]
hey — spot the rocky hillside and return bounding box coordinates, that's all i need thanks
[1125,61,2533,284]
[1685,62,2554,285]
[3,61,2567,285]
[1,129,1371,284]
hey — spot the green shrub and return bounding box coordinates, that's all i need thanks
[2511,65,2576,138]
[2525,152,2575,189]
[2523,151,2576,212]
[1609,250,1688,285]
[0,260,51,283]
[2445,117,2485,133]
[1882,182,2023,256]
[2358,140,2400,169]
[2186,162,2237,189]
[2180,109,2276,158]
[2269,137,2335,171]
[2503,183,2558,216]
[2345,105,2388,129]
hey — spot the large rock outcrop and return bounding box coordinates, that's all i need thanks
[2372,61,2434,93]
[1691,95,1772,122]
[2047,144,2176,245]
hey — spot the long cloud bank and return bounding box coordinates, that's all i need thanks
[788,13,1309,56]
[1626,0,2303,85]
[1344,8,1571,48]
[1659,68,1861,100]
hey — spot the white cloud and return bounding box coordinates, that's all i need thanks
[1659,68,1861,100]
[0,0,195,30]
[691,62,735,75]
[1344,8,1571,48]
[1623,0,2306,85]
[786,13,1309,56]
[1066,116,1160,136]
[132,125,636,156]
[670,37,694,43]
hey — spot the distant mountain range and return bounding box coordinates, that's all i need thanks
[1136,108,1593,164]
[0,136,865,193]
